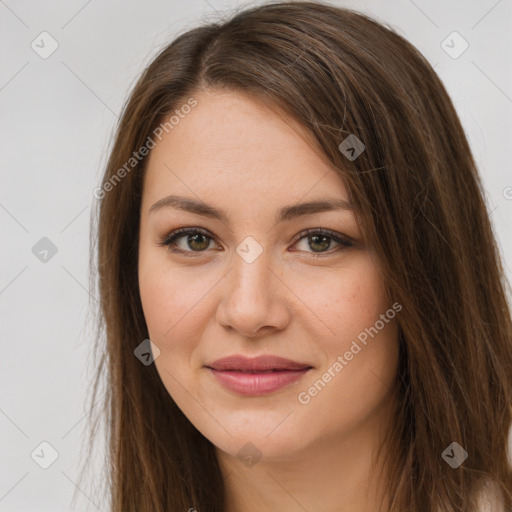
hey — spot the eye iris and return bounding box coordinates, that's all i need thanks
[309,234,331,252]
[188,233,210,251]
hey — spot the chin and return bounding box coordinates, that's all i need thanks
[216,437,302,463]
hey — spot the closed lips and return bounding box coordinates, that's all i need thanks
[206,355,313,372]
[205,355,313,396]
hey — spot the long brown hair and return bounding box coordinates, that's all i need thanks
[86,1,512,510]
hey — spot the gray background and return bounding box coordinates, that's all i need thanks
[1,0,511,510]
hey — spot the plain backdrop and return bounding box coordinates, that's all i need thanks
[1,0,511,510]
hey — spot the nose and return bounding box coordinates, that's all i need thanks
[215,246,292,338]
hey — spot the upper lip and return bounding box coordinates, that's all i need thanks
[206,355,313,372]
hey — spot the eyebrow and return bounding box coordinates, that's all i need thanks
[149,194,354,223]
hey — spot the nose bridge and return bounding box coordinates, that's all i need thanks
[217,239,289,334]
[230,242,275,306]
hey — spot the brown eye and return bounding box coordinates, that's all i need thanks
[158,228,218,255]
[292,229,353,255]
[184,233,211,251]
[307,234,333,252]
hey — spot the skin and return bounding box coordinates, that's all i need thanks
[138,89,400,512]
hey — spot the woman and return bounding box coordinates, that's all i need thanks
[88,2,512,511]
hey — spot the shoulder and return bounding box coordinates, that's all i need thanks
[474,479,507,512]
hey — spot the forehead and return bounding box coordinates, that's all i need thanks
[142,90,350,211]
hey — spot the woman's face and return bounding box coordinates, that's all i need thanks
[138,90,399,461]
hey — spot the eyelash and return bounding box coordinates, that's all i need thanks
[157,227,353,258]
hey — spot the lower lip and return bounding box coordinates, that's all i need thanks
[207,368,311,396]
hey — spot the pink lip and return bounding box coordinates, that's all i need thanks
[205,355,313,396]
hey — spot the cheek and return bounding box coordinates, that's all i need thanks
[295,271,399,437]
[138,258,205,394]
[294,255,399,404]
[138,251,210,340]
[290,255,390,343]
[332,262,399,385]
[138,264,176,339]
